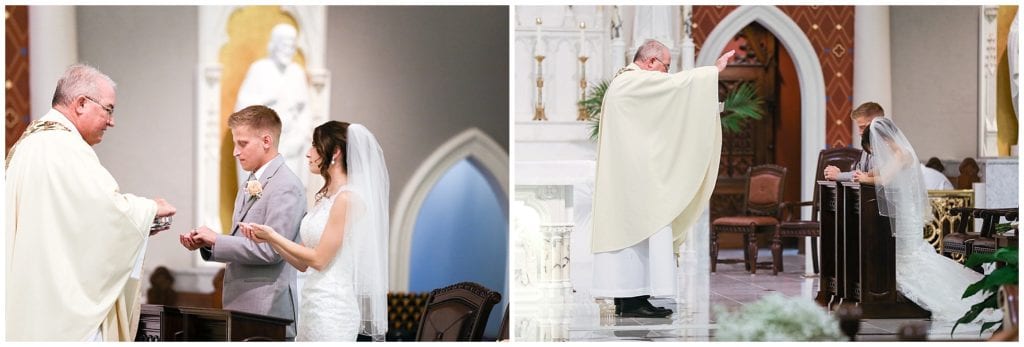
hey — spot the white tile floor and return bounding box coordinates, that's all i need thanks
[514,248,1000,341]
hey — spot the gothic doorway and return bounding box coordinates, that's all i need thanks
[712,22,803,250]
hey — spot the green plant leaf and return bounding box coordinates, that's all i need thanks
[979,320,1002,335]
[720,82,764,134]
[952,294,998,335]
[962,267,1018,299]
[962,278,989,299]
[580,80,611,142]
[993,247,1018,266]
[964,251,999,268]
[995,223,1013,233]
[966,247,1018,267]
[986,266,1020,286]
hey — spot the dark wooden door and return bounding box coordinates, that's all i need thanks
[711,23,783,249]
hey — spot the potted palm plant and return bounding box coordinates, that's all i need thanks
[580,79,764,141]
[952,247,1018,335]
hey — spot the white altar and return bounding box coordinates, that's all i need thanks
[975,157,1019,209]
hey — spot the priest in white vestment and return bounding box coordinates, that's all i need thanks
[591,39,732,317]
[5,64,176,341]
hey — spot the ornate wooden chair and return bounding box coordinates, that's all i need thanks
[944,207,1017,265]
[711,164,787,275]
[776,147,862,274]
[415,282,502,341]
[969,208,1018,258]
[945,207,982,262]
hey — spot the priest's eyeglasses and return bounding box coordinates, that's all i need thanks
[84,95,115,117]
[653,57,670,72]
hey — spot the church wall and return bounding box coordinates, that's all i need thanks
[72,6,509,293]
[77,6,200,282]
[891,6,979,161]
[325,6,510,213]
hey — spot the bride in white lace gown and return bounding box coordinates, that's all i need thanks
[855,117,1000,323]
[240,121,389,341]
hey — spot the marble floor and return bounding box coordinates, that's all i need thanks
[514,247,998,342]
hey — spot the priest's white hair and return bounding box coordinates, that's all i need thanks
[633,39,669,63]
[51,63,116,107]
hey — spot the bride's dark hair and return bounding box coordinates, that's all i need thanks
[861,124,872,154]
[312,120,350,202]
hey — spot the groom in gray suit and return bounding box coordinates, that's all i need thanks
[180,105,306,340]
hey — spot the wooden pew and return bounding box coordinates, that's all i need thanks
[146,266,224,309]
[817,182,930,318]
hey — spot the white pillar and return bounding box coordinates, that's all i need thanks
[609,38,626,76]
[831,5,891,277]
[29,6,78,120]
[680,5,695,71]
[853,6,893,128]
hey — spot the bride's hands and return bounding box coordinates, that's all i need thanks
[239,222,277,244]
[852,170,876,184]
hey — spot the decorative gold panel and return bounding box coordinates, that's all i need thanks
[925,189,974,258]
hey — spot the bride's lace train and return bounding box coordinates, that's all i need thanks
[895,234,1002,323]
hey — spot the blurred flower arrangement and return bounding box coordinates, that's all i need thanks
[713,294,845,341]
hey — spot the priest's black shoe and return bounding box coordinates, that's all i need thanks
[638,295,673,316]
[615,296,672,317]
[617,297,671,318]
[619,303,672,318]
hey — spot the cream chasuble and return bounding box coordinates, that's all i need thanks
[592,64,721,254]
[6,109,156,341]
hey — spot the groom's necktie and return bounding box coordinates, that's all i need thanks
[243,173,257,206]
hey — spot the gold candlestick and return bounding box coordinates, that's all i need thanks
[577,56,589,121]
[533,55,547,121]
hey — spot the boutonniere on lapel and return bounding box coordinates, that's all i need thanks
[245,179,264,200]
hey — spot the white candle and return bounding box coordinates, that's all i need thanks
[578,21,586,56]
[535,17,543,55]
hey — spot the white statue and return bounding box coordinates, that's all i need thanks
[235,23,312,185]
[610,5,623,40]
[631,6,676,51]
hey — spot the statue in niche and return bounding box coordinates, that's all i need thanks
[235,23,312,186]
[632,6,674,48]
[610,6,623,40]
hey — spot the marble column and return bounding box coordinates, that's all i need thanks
[609,38,626,75]
[29,6,78,119]
[847,5,892,276]
[853,6,893,126]
[679,5,695,71]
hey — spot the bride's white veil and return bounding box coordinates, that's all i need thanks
[345,123,389,340]
[866,117,932,237]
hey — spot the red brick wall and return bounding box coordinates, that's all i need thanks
[6,5,30,155]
